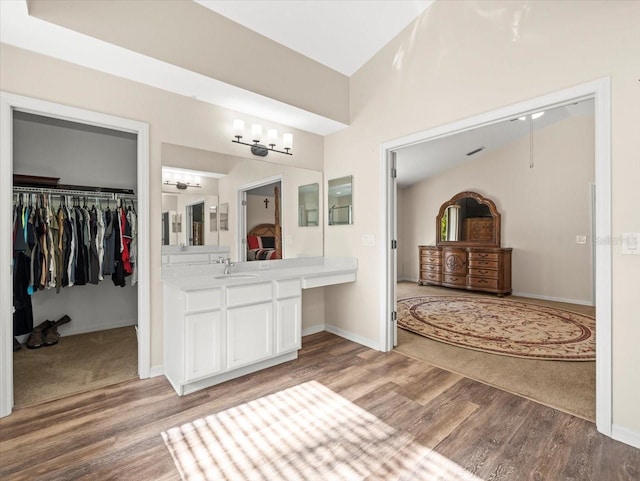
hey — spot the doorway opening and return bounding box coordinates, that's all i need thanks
[0,92,150,417]
[238,176,283,262]
[380,78,612,436]
[187,201,205,246]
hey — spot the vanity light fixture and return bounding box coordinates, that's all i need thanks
[163,172,201,190]
[232,119,293,156]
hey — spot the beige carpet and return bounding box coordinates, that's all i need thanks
[13,326,138,408]
[162,380,483,481]
[395,283,595,421]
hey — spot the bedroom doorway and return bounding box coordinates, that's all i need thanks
[186,201,205,246]
[238,175,283,262]
[380,78,612,436]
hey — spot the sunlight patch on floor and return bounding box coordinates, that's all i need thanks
[162,380,485,480]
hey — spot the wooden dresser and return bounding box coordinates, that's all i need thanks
[419,191,513,296]
[419,246,512,296]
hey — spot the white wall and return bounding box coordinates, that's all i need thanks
[12,110,138,337]
[324,1,640,433]
[398,114,595,304]
[247,193,276,231]
[1,42,326,372]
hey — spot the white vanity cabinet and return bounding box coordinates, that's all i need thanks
[164,279,302,396]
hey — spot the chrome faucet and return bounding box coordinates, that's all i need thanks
[219,257,234,275]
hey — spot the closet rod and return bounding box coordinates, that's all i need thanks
[13,186,136,200]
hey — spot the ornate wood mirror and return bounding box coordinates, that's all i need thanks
[436,191,501,247]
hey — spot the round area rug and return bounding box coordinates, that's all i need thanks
[397,296,595,361]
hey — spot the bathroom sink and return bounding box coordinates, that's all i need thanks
[213,273,259,280]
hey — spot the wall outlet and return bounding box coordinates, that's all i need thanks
[258,261,271,270]
[622,233,640,255]
[576,235,587,244]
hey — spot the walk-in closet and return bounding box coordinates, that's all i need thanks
[11,111,139,407]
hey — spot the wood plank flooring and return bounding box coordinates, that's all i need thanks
[1,332,638,481]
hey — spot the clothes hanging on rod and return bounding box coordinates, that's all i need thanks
[12,187,138,302]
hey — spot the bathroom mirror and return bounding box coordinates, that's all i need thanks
[328,175,353,225]
[298,183,319,227]
[161,143,323,261]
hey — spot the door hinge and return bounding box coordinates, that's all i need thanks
[391,167,397,179]
[391,239,397,249]
[391,311,397,322]
[241,199,247,206]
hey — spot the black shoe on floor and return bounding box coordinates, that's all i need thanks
[13,337,21,352]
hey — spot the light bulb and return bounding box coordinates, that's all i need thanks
[251,124,262,143]
[267,129,277,146]
[283,133,293,150]
[233,119,244,138]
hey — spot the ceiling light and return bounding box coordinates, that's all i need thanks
[232,120,293,156]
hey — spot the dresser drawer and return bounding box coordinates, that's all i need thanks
[421,272,441,283]
[442,274,466,287]
[421,263,441,273]
[468,276,499,290]
[468,268,498,279]
[421,255,441,265]
[468,259,498,269]
[468,252,499,261]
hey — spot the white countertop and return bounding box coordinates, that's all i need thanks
[162,257,357,291]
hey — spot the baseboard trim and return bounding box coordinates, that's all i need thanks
[611,424,640,449]
[148,365,164,378]
[511,291,594,307]
[302,325,325,337]
[324,324,379,351]
[397,277,418,283]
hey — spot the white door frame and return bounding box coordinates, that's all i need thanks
[379,78,612,436]
[237,175,284,261]
[0,92,151,417]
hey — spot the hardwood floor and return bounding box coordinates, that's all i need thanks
[1,332,638,480]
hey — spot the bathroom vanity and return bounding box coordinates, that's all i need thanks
[162,257,357,395]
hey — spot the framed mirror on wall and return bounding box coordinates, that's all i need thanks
[328,175,353,225]
[298,183,319,227]
[219,203,229,231]
[161,143,324,262]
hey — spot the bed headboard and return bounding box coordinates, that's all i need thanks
[248,223,276,237]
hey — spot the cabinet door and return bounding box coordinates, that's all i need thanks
[185,311,224,382]
[227,302,273,369]
[276,297,301,354]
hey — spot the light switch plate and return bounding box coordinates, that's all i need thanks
[576,235,587,244]
[361,234,375,247]
[622,233,640,255]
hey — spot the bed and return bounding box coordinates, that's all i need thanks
[247,223,281,260]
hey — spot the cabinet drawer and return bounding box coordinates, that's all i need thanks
[226,283,272,307]
[276,279,301,299]
[468,276,499,290]
[421,272,441,283]
[468,252,499,261]
[420,255,441,265]
[468,259,498,269]
[421,263,441,273]
[468,268,498,279]
[443,274,466,287]
[186,288,222,313]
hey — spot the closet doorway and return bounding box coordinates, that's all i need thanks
[0,92,150,418]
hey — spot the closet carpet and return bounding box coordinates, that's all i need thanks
[395,282,596,421]
[13,326,138,408]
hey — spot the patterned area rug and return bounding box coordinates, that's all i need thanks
[397,296,595,361]
[162,381,484,481]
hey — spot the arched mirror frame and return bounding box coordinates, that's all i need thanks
[435,191,501,247]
